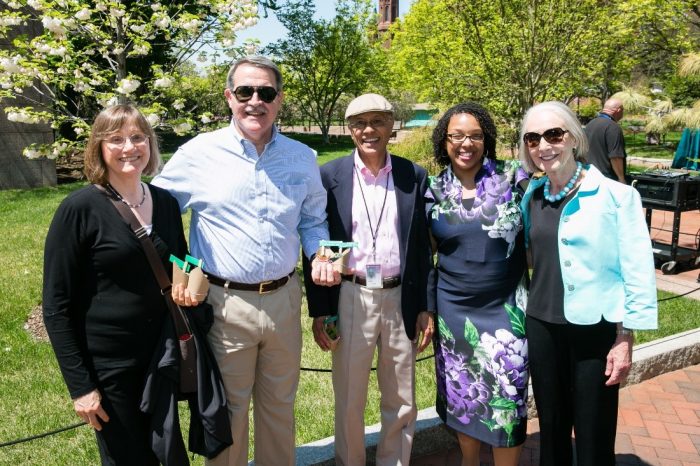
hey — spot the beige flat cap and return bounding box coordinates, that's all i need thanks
[345,93,393,119]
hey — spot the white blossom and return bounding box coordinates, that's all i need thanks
[131,44,149,55]
[153,76,173,88]
[180,18,201,33]
[74,127,84,135]
[129,24,147,34]
[0,56,23,74]
[116,78,140,94]
[49,142,68,160]
[27,0,44,10]
[5,1,21,8]
[23,148,42,159]
[49,46,68,57]
[110,8,125,17]
[95,2,107,12]
[0,15,23,27]
[200,114,211,124]
[153,13,170,29]
[75,8,91,20]
[151,3,162,11]
[173,122,192,135]
[8,110,42,124]
[173,100,185,111]
[146,114,160,127]
[42,17,66,37]
[73,81,91,92]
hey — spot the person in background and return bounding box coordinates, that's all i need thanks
[304,93,433,466]
[584,97,627,183]
[427,102,530,466]
[519,101,657,466]
[43,104,187,465]
[153,55,337,466]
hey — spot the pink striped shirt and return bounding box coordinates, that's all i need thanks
[348,151,401,278]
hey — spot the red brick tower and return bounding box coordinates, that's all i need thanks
[378,0,399,33]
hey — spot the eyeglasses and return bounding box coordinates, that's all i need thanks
[348,118,390,131]
[232,85,279,103]
[104,134,149,148]
[447,133,485,144]
[522,127,569,148]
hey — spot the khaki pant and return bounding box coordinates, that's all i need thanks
[332,282,417,466]
[205,274,302,466]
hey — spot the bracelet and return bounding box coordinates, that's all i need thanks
[616,327,633,336]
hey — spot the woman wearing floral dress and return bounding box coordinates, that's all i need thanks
[427,102,529,466]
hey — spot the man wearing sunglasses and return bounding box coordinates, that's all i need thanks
[154,56,338,466]
[584,97,627,184]
[303,93,433,466]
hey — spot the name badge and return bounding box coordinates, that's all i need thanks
[365,264,383,289]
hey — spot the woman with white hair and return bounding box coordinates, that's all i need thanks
[518,101,657,466]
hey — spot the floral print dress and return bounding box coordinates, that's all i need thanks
[427,158,529,447]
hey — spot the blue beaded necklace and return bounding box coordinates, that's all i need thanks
[543,161,582,203]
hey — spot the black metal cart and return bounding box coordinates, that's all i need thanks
[629,172,700,275]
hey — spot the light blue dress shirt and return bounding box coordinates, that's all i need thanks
[153,121,329,283]
[520,165,658,330]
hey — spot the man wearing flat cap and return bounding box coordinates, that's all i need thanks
[304,93,434,465]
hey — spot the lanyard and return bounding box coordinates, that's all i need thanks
[354,165,390,262]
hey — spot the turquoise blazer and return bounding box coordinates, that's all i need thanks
[521,164,658,330]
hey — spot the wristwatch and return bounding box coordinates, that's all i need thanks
[616,327,633,336]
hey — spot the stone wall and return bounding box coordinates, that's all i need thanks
[0,4,56,190]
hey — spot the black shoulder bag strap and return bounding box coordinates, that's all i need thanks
[96,184,197,393]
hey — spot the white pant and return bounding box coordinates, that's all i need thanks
[205,274,303,466]
[332,281,417,466]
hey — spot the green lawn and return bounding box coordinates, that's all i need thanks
[0,181,435,465]
[1,132,698,464]
[624,130,682,160]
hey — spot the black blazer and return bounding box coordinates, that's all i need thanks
[303,153,432,340]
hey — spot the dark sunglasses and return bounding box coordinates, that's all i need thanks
[523,127,569,148]
[232,85,278,103]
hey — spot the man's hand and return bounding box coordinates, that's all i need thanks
[605,333,633,386]
[171,283,199,307]
[73,389,109,431]
[311,257,341,286]
[312,316,336,351]
[414,311,434,353]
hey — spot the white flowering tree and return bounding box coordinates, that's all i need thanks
[0,0,260,159]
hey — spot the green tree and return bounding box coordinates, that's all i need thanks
[389,0,611,134]
[265,0,383,144]
[0,0,258,159]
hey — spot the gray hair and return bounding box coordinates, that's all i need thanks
[226,56,283,92]
[518,101,588,173]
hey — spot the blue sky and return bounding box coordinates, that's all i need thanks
[236,0,416,47]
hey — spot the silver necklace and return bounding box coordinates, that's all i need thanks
[108,182,146,208]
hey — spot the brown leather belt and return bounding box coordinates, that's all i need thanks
[206,271,295,294]
[341,274,401,289]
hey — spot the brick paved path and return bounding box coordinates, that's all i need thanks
[412,364,700,466]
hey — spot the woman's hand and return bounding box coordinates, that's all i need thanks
[414,311,435,353]
[171,283,199,307]
[73,389,109,431]
[605,333,634,386]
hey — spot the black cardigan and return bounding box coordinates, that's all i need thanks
[43,184,188,398]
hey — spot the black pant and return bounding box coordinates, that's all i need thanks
[526,316,620,466]
[93,366,159,466]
